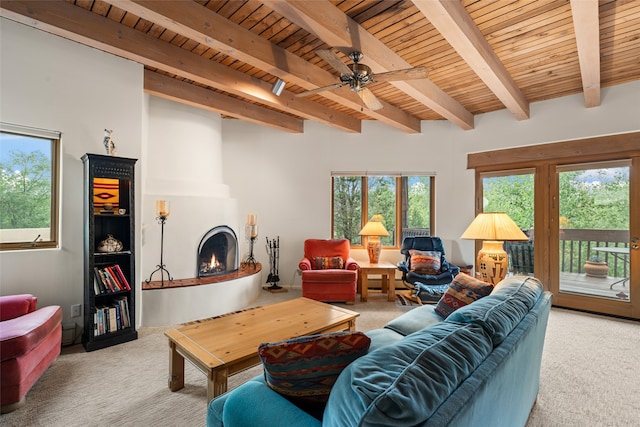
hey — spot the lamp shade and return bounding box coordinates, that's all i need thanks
[358,214,390,237]
[460,212,528,241]
[461,212,529,285]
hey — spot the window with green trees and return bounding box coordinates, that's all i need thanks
[0,123,60,250]
[332,174,433,248]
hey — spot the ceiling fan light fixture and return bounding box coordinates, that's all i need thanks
[272,78,286,96]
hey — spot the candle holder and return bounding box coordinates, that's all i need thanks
[146,200,173,286]
[241,214,258,269]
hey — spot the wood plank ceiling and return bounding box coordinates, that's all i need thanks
[1,0,639,134]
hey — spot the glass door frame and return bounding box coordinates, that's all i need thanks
[468,132,640,319]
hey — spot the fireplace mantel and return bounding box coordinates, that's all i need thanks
[140,264,263,326]
[142,264,261,290]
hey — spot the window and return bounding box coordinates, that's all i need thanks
[332,173,434,248]
[0,123,60,250]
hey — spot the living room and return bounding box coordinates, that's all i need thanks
[1,3,640,426]
[2,13,639,323]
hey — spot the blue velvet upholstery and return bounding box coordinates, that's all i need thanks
[323,322,492,426]
[397,236,460,302]
[447,276,544,346]
[383,304,443,336]
[207,275,553,427]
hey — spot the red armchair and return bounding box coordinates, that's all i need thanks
[299,239,359,304]
[1,294,62,413]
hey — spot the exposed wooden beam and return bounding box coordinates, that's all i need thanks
[109,0,421,133]
[263,0,475,130]
[0,0,361,133]
[412,0,530,120]
[144,71,303,133]
[570,0,601,107]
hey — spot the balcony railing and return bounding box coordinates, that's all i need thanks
[559,228,629,278]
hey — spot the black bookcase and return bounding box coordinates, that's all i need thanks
[82,154,138,351]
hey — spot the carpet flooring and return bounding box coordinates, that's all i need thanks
[1,287,638,426]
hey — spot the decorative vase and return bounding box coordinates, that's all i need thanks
[97,234,123,253]
[584,260,608,278]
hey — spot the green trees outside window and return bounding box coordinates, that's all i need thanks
[332,174,433,247]
[0,124,60,250]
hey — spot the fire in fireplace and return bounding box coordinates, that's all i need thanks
[197,225,239,278]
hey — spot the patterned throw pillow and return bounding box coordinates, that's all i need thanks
[409,250,442,274]
[258,331,371,406]
[312,256,344,270]
[434,273,494,319]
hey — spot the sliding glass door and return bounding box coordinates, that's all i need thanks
[469,133,640,319]
[552,159,639,318]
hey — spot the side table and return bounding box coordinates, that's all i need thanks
[357,261,397,302]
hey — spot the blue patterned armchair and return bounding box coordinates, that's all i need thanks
[397,236,460,303]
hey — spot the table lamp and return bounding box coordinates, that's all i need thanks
[460,212,528,285]
[359,214,389,264]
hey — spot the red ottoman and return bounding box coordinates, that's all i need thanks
[0,294,62,413]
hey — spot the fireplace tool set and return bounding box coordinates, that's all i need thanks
[264,236,286,293]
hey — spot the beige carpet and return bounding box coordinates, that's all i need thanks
[2,287,639,426]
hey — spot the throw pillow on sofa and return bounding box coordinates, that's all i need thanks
[258,330,371,414]
[409,249,441,274]
[434,272,494,318]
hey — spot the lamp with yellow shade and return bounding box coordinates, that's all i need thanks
[460,212,529,285]
[359,215,389,264]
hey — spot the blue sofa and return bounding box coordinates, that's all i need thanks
[207,275,552,427]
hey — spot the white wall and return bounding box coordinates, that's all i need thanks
[141,96,238,283]
[221,80,640,285]
[0,18,144,329]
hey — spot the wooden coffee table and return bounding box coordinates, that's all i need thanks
[164,297,359,402]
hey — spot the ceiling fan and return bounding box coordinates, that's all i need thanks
[295,49,429,111]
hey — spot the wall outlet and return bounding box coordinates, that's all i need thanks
[71,304,81,318]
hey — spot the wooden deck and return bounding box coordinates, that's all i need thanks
[558,272,630,301]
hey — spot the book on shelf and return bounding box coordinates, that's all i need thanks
[113,264,131,290]
[104,267,122,291]
[93,264,131,294]
[93,296,131,336]
[108,305,117,332]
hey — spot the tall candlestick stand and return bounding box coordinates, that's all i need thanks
[242,225,258,268]
[146,201,173,286]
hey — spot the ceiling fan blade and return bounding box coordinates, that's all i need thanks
[358,88,383,111]
[295,83,344,97]
[316,49,353,76]
[373,67,429,82]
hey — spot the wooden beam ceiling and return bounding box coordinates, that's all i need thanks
[412,0,529,120]
[263,0,475,130]
[570,0,601,108]
[144,70,303,133]
[1,0,638,134]
[0,0,360,133]
[108,0,421,133]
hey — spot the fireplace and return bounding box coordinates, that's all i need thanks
[197,226,239,278]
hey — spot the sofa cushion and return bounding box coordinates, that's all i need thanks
[365,328,404,352]
[446,276,544,346]
[323,322,492,427]
[311,256,343,270]
[300,269,356,284]
[434,273,494,319]
[409,249,441,274]
[384,304,443,336]
[258,331,371,406]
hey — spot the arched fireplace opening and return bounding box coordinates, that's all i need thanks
[197,226,239,278]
